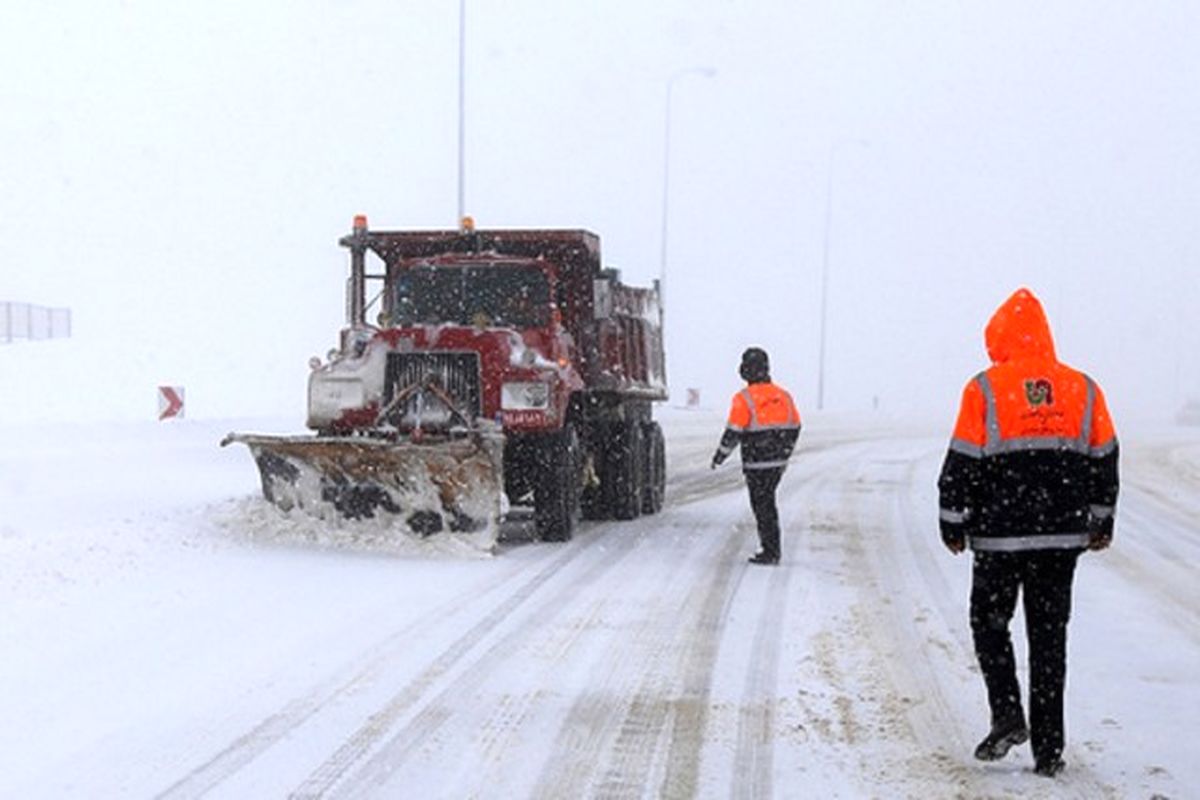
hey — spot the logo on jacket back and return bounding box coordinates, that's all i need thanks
[1025,378,1053,407]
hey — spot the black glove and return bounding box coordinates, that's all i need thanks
[940,528,966,554]
[1089,515,1114,550]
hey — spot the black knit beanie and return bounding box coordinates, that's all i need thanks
[739,347,770,383]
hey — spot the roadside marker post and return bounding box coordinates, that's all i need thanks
[158,386,185,420]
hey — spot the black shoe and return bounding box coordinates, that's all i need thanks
[973,717,1029,761]
[748,552,779,565]
[1034,757,1065,778]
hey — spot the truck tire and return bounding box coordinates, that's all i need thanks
[610,419,645,520]
[641,421,666,515]
[535,426,581,541]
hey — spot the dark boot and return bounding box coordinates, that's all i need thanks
[748,552,779,565]
[973,716,1029,761]
[1033,756,1065,777]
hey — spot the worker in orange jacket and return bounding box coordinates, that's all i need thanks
[712,347,802,565]
[938,287,1119,778]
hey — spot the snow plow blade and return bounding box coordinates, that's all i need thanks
[220,428,505,537]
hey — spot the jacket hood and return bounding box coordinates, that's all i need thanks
[984,287,1056,364]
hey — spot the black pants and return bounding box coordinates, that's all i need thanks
[744,467,783,559]
[970,549,1081,762]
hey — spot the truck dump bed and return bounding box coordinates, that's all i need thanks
[351,228,666,400]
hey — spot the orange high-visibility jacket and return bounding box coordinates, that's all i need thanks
[715,382,802,470]
[938,288,1119,551]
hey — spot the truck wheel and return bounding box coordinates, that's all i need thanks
[611,419,645,520]
[535,426,581,541]
[641,422,666,515]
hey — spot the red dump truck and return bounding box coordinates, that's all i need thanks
[224,217,667,544]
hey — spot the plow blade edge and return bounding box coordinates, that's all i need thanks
[221,431,505,536]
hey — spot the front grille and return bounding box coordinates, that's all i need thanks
[385,351,482,425]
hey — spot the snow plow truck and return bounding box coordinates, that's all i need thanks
[223,216,667,543]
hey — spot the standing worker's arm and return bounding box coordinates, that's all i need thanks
[938,377,987,554]
[712,393,751,469]
[1085,377,1119,550]
[712,428,741,469]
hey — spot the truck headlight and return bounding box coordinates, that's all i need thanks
[501,381,550,410]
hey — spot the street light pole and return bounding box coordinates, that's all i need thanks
[816,138,869,411]
[659,66,716,305]
[456,0,467,225]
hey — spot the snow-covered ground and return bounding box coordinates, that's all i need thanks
[2,408,1197,798]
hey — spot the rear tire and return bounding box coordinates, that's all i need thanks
[610,419,645,520]
[534,426,581,541]
[641,421,665,515]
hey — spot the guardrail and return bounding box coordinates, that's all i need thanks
[1,301,72,343]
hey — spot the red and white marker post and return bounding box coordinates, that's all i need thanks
[158,386,185,420]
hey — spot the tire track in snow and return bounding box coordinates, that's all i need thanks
[1099,501,1200,645]
[1116,442,1200,638]
[529,448,826,799]
[721,441,871,798]
[1116,485,1197,563]
[855,443,998,792]
[300,522,658,798]
[155,532,591,799]
[601,529,742,799]
[747,441,918,793]
[669,430,871,798]
[648,447,843,798]
[526,510,742,799]
[729,560,789,800]
[792,439,970,792]
[726,463,820,800]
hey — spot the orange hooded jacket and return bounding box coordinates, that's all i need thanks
[938,288,1119,551]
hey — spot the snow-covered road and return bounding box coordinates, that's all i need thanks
[2,411,1196,798]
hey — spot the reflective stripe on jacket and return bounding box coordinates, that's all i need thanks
[717,382,802,470]
[938,288,1119,551]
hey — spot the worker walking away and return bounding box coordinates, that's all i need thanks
[938,287,1119,778]
[711,347,802,565]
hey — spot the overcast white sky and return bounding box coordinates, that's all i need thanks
[2,1,1198,423]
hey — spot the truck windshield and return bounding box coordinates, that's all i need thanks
[391,264,551,328]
